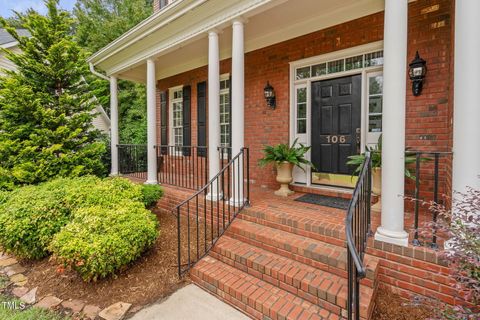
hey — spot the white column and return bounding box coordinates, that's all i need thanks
[207,30,221,200]
[110,76,119,176]
[374,0,409,247]
[146,58,158,184]
[452,0,480,195]
[230,19,245,206]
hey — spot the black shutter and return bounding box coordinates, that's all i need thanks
[160,91,168,155]
[197,81,207,157]
[182,85,191,156]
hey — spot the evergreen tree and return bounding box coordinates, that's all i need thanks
[74,0,153,145]
[0,0,106,190]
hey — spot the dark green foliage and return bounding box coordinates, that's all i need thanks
[50,202,158,281]
[259,138,315,171]
[74,0,152,145]
[0,0,106,189]
[141,184,164,207]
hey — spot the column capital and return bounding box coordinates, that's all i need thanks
[208,28,221,37]
[232,17,247,26]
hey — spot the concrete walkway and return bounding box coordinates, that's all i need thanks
[129,284,251,320]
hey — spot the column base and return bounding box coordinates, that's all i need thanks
[206,193,223,202]
[144,180,159,185]
[110,172,120,177]
[374,226,409,247]
[229,198,246,207]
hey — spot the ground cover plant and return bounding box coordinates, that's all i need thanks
[0,176,161,281]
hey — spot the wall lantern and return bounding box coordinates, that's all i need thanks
[409,51,427,96]
[264,82,276,109]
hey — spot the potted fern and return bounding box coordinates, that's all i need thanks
[259,139,314,196]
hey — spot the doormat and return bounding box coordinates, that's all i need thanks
[294,193,350,210]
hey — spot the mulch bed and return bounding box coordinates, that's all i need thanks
[372,287,433,320]
[19,207,189,310]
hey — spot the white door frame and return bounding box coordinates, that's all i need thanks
[289,41,384,187]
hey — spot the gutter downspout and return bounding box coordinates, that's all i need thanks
[89,62,109,81]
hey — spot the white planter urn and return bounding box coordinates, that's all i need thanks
[274,162,294,197]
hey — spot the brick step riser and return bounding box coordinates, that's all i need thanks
[209,250,348,318]
[226,227,375,288]
[190,257,344,320]
[210,246,375,319]
[239,213,346,247]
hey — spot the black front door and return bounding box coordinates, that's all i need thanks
[311,75,361,176]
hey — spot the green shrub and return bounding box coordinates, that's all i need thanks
[141,184,164,207]
[0,184,70,259]
[0,176,150,260]
[50,202,158,281]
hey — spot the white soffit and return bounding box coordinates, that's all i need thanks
[105,0,385,82]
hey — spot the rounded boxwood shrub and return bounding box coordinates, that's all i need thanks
[0,183,71,259]
[141,184,164,207]
[50,202,158,281]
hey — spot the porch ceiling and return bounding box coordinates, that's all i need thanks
[89,0,384,83]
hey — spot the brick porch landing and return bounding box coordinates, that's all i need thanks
[186,187,379,320]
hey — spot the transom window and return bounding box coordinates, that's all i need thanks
[172,88,183,146]
[295,50,384,80]
[220,77,230,148]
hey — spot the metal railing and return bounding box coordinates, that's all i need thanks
[118,144,148,180]
[346,152,372,320]
[410,151,452,248]
[175,148,249,277]
[156,145,209,190]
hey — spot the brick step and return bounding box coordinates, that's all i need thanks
[227,219,378,285]
[210,235,374,319]
[239,205,346,247]
[191,256,343,320]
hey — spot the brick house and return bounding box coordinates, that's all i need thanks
[88,0,479,319]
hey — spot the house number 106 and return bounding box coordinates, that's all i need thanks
[326,135,346,143]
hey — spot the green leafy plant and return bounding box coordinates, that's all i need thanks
[259,139,315,171]
[0,176,158,262]
[346,135,428,180]
[50,202,158,281]
[141,184,164,207]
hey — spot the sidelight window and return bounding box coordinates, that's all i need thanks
[219,77,231,148]
[368,74,383,132]
[296,86,307,134]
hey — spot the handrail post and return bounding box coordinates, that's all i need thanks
[431,153,440,249]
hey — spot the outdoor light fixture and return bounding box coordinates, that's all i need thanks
[264,82,276,109]
[409,51,427,96]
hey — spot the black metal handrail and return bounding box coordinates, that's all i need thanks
[117,144,148,180]
[175,148,250,277]
[409,151,452,248]
[346,152,372,320]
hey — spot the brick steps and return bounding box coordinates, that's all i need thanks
[210,235,374,319]
[191,256,342,320]
[239,205,346,247]
[227,219,378,284]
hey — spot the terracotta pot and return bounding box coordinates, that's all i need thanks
[372,167,381,196]
[274,162,294,197]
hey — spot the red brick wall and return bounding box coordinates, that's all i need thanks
[156,0,453,192]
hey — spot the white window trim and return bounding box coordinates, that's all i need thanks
[289,41,384,187]
[168,85,184,147]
